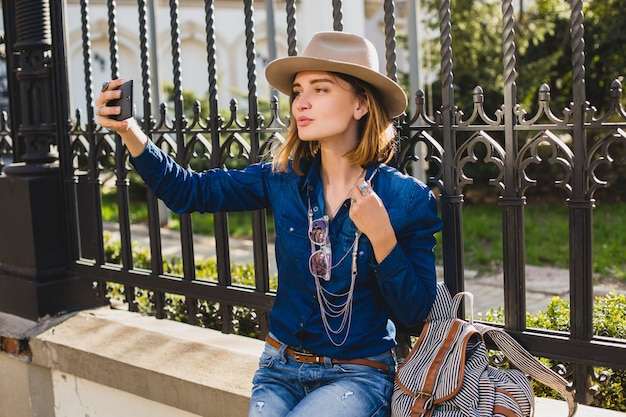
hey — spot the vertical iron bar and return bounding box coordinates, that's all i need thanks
[243,0,270,336]
[79,0,106,266]
[438,0,464,297]
[332,0,343,31]
[284,0,298,57]
[106,0,135,310]
[568,0,595,403]
[205,0,233,333]
[168,0,198,323]
[382,0,399,84]
[50,0,77,264]
[382,0,402,168]
[137,0,166,319]
[499,0,526,331]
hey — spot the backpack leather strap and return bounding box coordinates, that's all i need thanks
[409,319,463,416]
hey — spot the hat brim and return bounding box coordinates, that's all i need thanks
[265,56,407,118]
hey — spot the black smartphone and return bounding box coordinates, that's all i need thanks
[106,79,134,121]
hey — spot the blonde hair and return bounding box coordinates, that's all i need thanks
[271,72,399,175]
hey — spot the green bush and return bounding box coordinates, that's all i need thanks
[479,293,626,411]
[103,233,277,337]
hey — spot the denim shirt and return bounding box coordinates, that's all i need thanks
[132,140,442,359]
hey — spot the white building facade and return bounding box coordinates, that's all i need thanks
[64,0,412,119]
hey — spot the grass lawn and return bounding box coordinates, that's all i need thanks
[439,200,626,281]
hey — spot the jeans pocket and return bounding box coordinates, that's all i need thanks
[258,350,276,369]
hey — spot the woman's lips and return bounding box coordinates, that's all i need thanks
[297,117,313,127]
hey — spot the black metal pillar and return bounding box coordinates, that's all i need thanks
[0,0,104,320]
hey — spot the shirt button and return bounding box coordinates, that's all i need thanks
[299,322,304,328]
[289,227,294,233]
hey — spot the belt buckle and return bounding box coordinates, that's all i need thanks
[292,350,323,363]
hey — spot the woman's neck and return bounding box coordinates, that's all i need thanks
[319,153,364,220]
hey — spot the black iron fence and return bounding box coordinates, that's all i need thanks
[1,0,626,407]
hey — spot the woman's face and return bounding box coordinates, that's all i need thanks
[291,71,368,146]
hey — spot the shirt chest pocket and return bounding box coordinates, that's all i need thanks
[275,209,310,261]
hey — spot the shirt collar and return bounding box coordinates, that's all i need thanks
[302,153,380,192]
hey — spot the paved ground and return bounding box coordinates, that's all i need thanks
[463,264,626,315]
[104,221,626,316]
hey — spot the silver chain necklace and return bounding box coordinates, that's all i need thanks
[306,168,377,346]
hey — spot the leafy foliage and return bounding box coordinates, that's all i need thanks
[103,233,277,338]
[479,292,626,411]
[418,0,624,115]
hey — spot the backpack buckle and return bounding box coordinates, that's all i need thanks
[410,391,434,416]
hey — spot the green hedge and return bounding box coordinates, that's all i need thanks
[104,233,277,337]
[103,234,625,411]
[479,293,626,411]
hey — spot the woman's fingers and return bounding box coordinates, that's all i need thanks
[94,79,127,129]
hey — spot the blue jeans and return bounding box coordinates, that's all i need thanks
[248,336,396,417]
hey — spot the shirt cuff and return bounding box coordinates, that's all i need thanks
[130,140,161,169]
[369,243,406,282]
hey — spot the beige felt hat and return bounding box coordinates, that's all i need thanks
[265,31,407,118]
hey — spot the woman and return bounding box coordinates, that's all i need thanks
[96,31,442,417]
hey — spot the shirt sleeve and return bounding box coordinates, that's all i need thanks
[371,182,442,328]
[130,140,273,213]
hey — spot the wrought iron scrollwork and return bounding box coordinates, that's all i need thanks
[406,89,438,128]
[589,79,626,125]
[153,133,178,159]
[69,134,90,172]
[219,132,251,167]
[263,96,288,130]
[97,133,123,174]
[517,130,574,197]
[455,131,506,194]
[223,99,247,130]
[186,100,209,130]
[457,86,503,127]
[182,134,213,167]
[398,130,444,189]
[516,84,569,126]
[587,128,626,197]
[258,132,285,163]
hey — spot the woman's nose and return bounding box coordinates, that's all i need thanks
[294,93,310,110]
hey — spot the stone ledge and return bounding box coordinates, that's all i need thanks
[16,307,625,417]
[29,306,264,417]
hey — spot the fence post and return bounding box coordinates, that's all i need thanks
[0,0,104,321]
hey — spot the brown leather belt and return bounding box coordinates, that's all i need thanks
[265,335,390,372]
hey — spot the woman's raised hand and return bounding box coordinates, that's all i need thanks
[349,180,397,263]
[94,78,148,156]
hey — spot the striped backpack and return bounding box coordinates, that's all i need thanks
[391,283,578,417]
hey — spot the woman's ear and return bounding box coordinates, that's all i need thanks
[354,99,369,121]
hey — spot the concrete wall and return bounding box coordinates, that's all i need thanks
[0,307,264,417]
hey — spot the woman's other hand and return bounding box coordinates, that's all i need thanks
[349,180,397,263]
